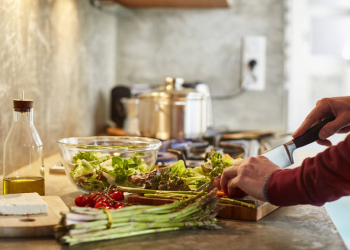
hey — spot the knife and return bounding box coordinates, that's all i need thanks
[262,118,335,169]
[195,175,220,192]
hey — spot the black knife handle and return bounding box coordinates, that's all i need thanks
[293,118,335,148]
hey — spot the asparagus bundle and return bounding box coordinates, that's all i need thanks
[55,189,222,246]
[117,186,256,209]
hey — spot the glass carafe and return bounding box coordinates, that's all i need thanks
[3,97,45,195]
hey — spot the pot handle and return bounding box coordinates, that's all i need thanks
[155,103,160,111]
[155,103,168,114]
[167,149,187,167]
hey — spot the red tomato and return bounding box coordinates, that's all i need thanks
[75,195,88,207]
[103,199,113,207]
[109,188,117,194]
[95,197,102,204]
[94,201,108,209]
[113,203,124,209]
[87,193,98,207]
[111,191,124,201]
[95,196,113,207]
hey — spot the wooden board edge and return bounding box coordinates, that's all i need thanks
[0,225,54,238]
[255,202,279,220]
[128,194,279,221]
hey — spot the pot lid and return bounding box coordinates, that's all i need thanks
[138,77,204,101]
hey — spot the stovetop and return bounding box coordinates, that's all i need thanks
[155,132,274,168]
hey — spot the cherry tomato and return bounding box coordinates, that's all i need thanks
[103,199,113,207]
[75,195,88,207]
[87,193,98,207]
[109,188,117,194]
[95,197,102,204]
[110,191,124,201]
[114,203,124,209]
[94,196,113,207]
[94,201,108,209]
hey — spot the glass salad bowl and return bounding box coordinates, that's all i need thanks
[57,136,162,193]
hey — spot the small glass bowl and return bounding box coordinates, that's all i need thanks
[57,136,162,193]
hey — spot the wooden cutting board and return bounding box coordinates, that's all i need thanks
[128,194,278,221]
[0,196,68,238]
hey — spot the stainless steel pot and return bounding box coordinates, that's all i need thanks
[138,77,208,140]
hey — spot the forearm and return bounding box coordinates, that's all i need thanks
[266,135,350,206]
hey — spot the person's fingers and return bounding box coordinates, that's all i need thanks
[227,178,239,197]
[292,118,315,138]
[319,116,350,139]
[316,139,332,147]
[220,166,238,194]
[292,114,325,138]
[316,124,350,146]
[208,176,221,191]
[338,125,350,133]
[292,101,331,138]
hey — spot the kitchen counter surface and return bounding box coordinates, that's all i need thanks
[0,153,346,250]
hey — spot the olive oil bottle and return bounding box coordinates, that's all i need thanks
[3,92,45,195]
[3,177,45,195]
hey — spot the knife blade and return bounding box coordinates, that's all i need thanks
[195,181,210,192]
[262,118,334,168]
[195,175,221,192]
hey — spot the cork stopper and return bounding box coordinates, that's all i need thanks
[13,91,33,112]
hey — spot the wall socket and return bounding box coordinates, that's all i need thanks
[241,36,266,91]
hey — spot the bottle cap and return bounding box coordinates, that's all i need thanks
[13,99,34,112]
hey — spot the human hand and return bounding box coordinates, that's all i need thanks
[292,96,350,146]
[220,156,280,201]
[209,175,247,197]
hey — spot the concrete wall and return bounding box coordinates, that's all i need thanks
[0,1,117,173]
[116,0,287,132]
[0,0,287,174]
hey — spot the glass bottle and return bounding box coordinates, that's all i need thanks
[3,93,45,195]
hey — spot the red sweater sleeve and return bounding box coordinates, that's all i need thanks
[266,134,350,206]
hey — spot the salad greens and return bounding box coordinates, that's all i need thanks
[160,160,208,190]
[128,168,191,191]
[70,152,150,192]
[160,150,239,190]
[70,152,110,191]
[69,149,240,192]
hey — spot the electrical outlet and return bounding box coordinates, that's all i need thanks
[241,36,266,91]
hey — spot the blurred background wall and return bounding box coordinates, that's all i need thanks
[116,0,287,132]
[0,0,288,174]
[286,0,350,132]
[0,0,117,174]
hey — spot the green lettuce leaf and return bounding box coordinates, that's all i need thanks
[73,152,102,163]
[111,153,149,185]
[70,160,95,182]
[170,160,187,177]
